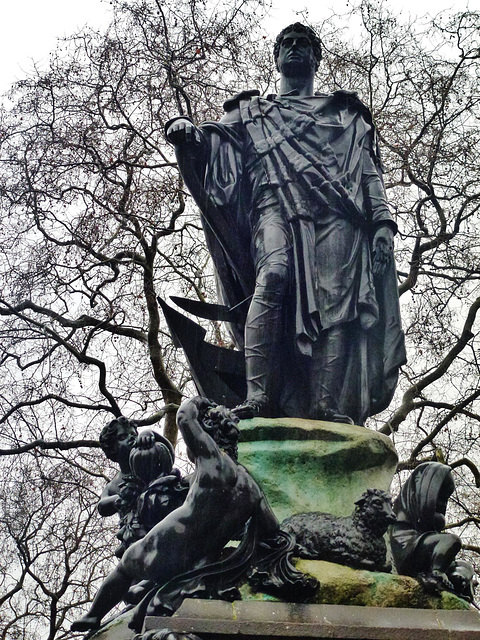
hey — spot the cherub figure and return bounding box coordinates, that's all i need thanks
[72,398,317,632]
[97,416,184,557]
[97,417,150,519]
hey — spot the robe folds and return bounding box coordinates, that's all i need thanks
[171,89,406,423]
[390,463,455,575]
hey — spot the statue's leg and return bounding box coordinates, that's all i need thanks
[312,213,375,425]
[428,532,462,574]
[71,564,133,630]
[234,206,291,419]
[310,324,356,424]
[412,532,461,593]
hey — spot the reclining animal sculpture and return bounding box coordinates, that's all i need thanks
[282,488,396,572]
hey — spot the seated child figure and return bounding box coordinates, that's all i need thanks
[390,462,474,597]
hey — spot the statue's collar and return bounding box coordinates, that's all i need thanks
[269,90,330,100]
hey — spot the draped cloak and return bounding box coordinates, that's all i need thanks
[390,462,455,575]
[172,90,406,422]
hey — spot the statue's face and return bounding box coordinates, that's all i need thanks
[276,30,316,77]
[114,421,137,461]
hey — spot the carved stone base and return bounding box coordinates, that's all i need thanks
[144,599,480,639]
[238,417,398,522]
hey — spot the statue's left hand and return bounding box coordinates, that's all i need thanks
[372,225,394,277]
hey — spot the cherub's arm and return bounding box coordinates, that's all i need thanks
[97,476,121,517]
[176,397,218,461]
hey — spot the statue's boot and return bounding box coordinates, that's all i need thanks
[310,324,356,424]
[233,393,269,419]
[314,402,354,425]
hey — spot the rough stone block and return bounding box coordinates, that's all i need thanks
[145,598,480,639]
[240,560,470,610]
[238,417,398,522]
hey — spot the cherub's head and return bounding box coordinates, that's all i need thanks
[99,416,138,463]
[200,405,240,462]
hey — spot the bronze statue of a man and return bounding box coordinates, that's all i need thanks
[166,23,406,425]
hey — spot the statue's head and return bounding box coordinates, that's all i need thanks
[274,23,322,74]
[99,416,138,463]
[395,462,456,533]
[201,405,240,462]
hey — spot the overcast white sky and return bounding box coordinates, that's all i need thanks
[0,0,472,92]
[0,0,111,91]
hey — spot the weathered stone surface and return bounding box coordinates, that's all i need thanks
[146,599,480,639]
[87,609,135,640]
[241,560,470,610]
[88,562,471,640]
[238,417,398,522]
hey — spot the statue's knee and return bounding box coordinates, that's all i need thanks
[437,532,461,554]
[256,264,289,299]
[427,532,462,571]
[448,532,462,554]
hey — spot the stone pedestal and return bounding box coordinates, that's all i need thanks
[85,419,474,640]
[238,417,398,522]
[145,599,480,639]
[86,571,474,640]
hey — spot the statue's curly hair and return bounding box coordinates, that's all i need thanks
[200,404,240,462]
[99,416,138,462]
[273,22,322,71]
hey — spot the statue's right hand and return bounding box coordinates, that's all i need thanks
[165,119,201,146]
[135,429,156,450]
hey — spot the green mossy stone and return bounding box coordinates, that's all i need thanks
[238,417,398,522]
[241,559,470,610]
